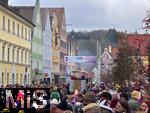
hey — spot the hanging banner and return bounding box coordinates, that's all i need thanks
[64,56,96,63]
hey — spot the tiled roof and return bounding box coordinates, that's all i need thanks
[1,5,34,26]
[12,6,34,22]
[11,6,46,30]
[40,8,47,30]
[127,34,150,55]
[43,8,65,34]
[12,7,65,32]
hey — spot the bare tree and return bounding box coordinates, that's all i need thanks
[143,10,150,34]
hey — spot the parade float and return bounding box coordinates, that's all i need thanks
[68,70,90,93]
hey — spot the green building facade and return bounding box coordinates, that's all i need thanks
[31,0,43,83]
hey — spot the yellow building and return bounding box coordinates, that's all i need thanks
[51,12,60,84]
[0,3,34,86]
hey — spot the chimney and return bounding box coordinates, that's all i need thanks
[108,45,112,53]
[0,0,8,6]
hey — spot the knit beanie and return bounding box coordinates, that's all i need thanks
[2,108,10,113]
[18,110,25,113]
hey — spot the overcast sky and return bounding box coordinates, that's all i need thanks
[9,0,150,33]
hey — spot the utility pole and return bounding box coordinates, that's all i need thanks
[65,25,73,84]
[97,40,101,84]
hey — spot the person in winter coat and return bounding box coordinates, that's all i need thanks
[50,87,61,102]
[110,93,119,108]
[114,99,130,113]
[128,91,140,113]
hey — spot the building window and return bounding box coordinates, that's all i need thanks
[64,42,67,49]
[20,74,22,84]
[17,49,19,63]
[17,24,19,36]
[7,73,9,85]
[2,45,5,61]
[25,52,27,64]
[8,19,10,32]
[16,74,18,83]
[60,52,65,59]
[12,48,14,62]
[2,16,5,30]
[28,53,30,65]
[25,28,27,40]
[60,40,67,49]
[28,74,30,83]
[21,50,23,63]
[24,74,27,84]
[7,47,10,62]
[2,72,4,86]
[55,33,58,46]
[21,26,24,38]
[28,30,30,40]
[12,22,15,34]
[12,73,15,84]
[60,64,66,71]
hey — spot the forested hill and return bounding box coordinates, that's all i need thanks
[69,29,118,55]
[68,29,119,70]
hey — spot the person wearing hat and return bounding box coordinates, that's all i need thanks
[2,108,10,113]
[51,99,59,105]
[128,91,141,113]
[18,110,25,113]
[50,99,59,113]
[71,89,78,105]
[82,92,102,113]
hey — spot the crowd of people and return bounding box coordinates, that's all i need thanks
[49,82,150,113]
[0,82,149,113]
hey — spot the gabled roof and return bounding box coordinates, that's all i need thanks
[11,6,65,32]
[41,8,47,30]
[100,48,114,66]
[42,8,66,34]
[11,6,34,22]
[101,48,114,60]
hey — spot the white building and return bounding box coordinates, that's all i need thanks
[101,48,114,76]
[43,10,52,83]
